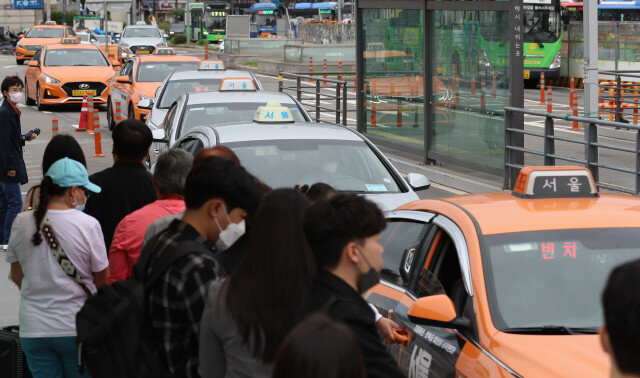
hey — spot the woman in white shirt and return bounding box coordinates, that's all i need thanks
[7,157,108,378]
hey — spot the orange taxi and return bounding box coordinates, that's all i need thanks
[24,41,120,110]
[15,24,79,65]
[368,166,640,377]
[107,54,201,123]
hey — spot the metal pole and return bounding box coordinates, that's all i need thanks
[315,80,320,122]
[46,0,51,21]
[62,0,66,24]
[104,0,108,59]
[583,0,599,120]
[131,0,137,23]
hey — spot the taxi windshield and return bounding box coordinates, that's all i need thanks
[44,49,109,66]
[181,102,305,133]
[123,28,160,38]
[225,139,401,193]
[159,79,224,108]
[26,28,64,38]
[484,228,640,332]
[137,61,200,82]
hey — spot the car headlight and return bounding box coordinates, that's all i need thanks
[479,49,491,68]
[549,51,561,70]
[139,94,154,103]
[42,73,60,85]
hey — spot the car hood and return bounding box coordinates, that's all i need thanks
[18,37,62,46]
[136,82,162,98]
[43,66,116,81]
[119,37,164,47]
[490,332,608,377]
[363,191,419,212]
[147,107,169,129]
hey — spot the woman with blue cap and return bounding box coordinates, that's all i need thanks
[6,157,109,378]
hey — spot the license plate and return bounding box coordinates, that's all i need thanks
[72,90,96,96]
[137,50,150,54]
[524,70,530,79]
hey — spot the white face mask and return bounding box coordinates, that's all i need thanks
[214,204,245,250]
[8,92,23,104]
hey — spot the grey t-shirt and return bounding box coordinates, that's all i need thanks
[199,278,272,378]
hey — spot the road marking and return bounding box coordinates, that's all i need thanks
[3,65,15,69]
[42,111,51,114]
[430,182,469,195]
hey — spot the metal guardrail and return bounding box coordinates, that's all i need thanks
[598,70,640,124]
[278,71,354,126]
[504,106,640,195]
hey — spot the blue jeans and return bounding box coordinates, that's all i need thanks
[0,181,22,244]
[21,336,90,378]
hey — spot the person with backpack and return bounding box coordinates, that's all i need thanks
[6,157,108,378]
[199,188,316,377]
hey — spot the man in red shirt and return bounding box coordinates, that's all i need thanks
[107,149,193,283]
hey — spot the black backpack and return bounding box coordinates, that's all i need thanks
[76,236,211,378]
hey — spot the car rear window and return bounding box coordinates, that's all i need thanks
[26,28,64,38]
[137,62,200,82]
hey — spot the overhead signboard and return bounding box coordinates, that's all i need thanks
[14,0,42,9]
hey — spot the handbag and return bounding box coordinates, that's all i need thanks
[21,185,39,212]
[40,217,91,296]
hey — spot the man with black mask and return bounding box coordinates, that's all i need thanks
[296,194,405,378]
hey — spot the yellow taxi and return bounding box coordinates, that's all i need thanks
[368,166,640,377]
[107,54,201,123]
[24,41,120,110]
[15,24,79,65]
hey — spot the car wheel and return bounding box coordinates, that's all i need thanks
[24,79,35,105]
[16,59,23,65]
[107,98,116,130]
[128,103,135,120]
[36,83,45,111]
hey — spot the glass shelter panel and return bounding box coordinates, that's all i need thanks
[361,8,425,151]
[430,10,509,168]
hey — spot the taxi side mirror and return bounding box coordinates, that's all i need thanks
[138,98,153,109]
[116,75,130,83]
[112,61,121,68]
[28,60,39,67]
[408,294,470,330]
[19,34,24,38]
[152,128,168,143]
[406,173,430,191]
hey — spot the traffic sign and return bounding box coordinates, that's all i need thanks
[14,0,42,9]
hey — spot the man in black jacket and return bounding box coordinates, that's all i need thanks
[0,76,37,249]
[85,119,156,251]
[297,194,405,378]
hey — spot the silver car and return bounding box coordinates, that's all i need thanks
[144,69,264,131]
[118,26,168,59]
[149,90,312,168]
[163,119,429,211]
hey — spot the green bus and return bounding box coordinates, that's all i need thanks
[203,1,231,42]
[522,0,562,87]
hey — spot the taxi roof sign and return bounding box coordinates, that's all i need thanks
[61,37,79,44]
[199,60,226,70]
[512,166,599,199]
[253,100,295,123]
[219,78,256,91]
[154,47,176,55]
[44,21,57,25]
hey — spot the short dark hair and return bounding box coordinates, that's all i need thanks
[154,149,193,196]
[305,182,336,203]
[304,194,386,269]
[42,134,86,174]
[272,313,365,378]
[602,258,640,375]
[184,156,261,213]
[1,76,23,97]
[112,119,152,162]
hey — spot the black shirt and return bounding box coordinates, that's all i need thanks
[85,161,156,250]
[295,270,406,378]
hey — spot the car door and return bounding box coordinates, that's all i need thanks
[111,59,133,114]
[367,212,475,378]
[26,48,43,98]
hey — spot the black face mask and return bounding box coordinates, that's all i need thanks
[356,247,380,294]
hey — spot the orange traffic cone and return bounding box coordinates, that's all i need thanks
[76,96,89,132]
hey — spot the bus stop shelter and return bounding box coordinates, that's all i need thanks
[356,0,524,175]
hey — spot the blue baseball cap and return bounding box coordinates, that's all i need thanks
[45,157,102,193]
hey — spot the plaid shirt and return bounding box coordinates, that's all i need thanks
[146,219,220,378]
